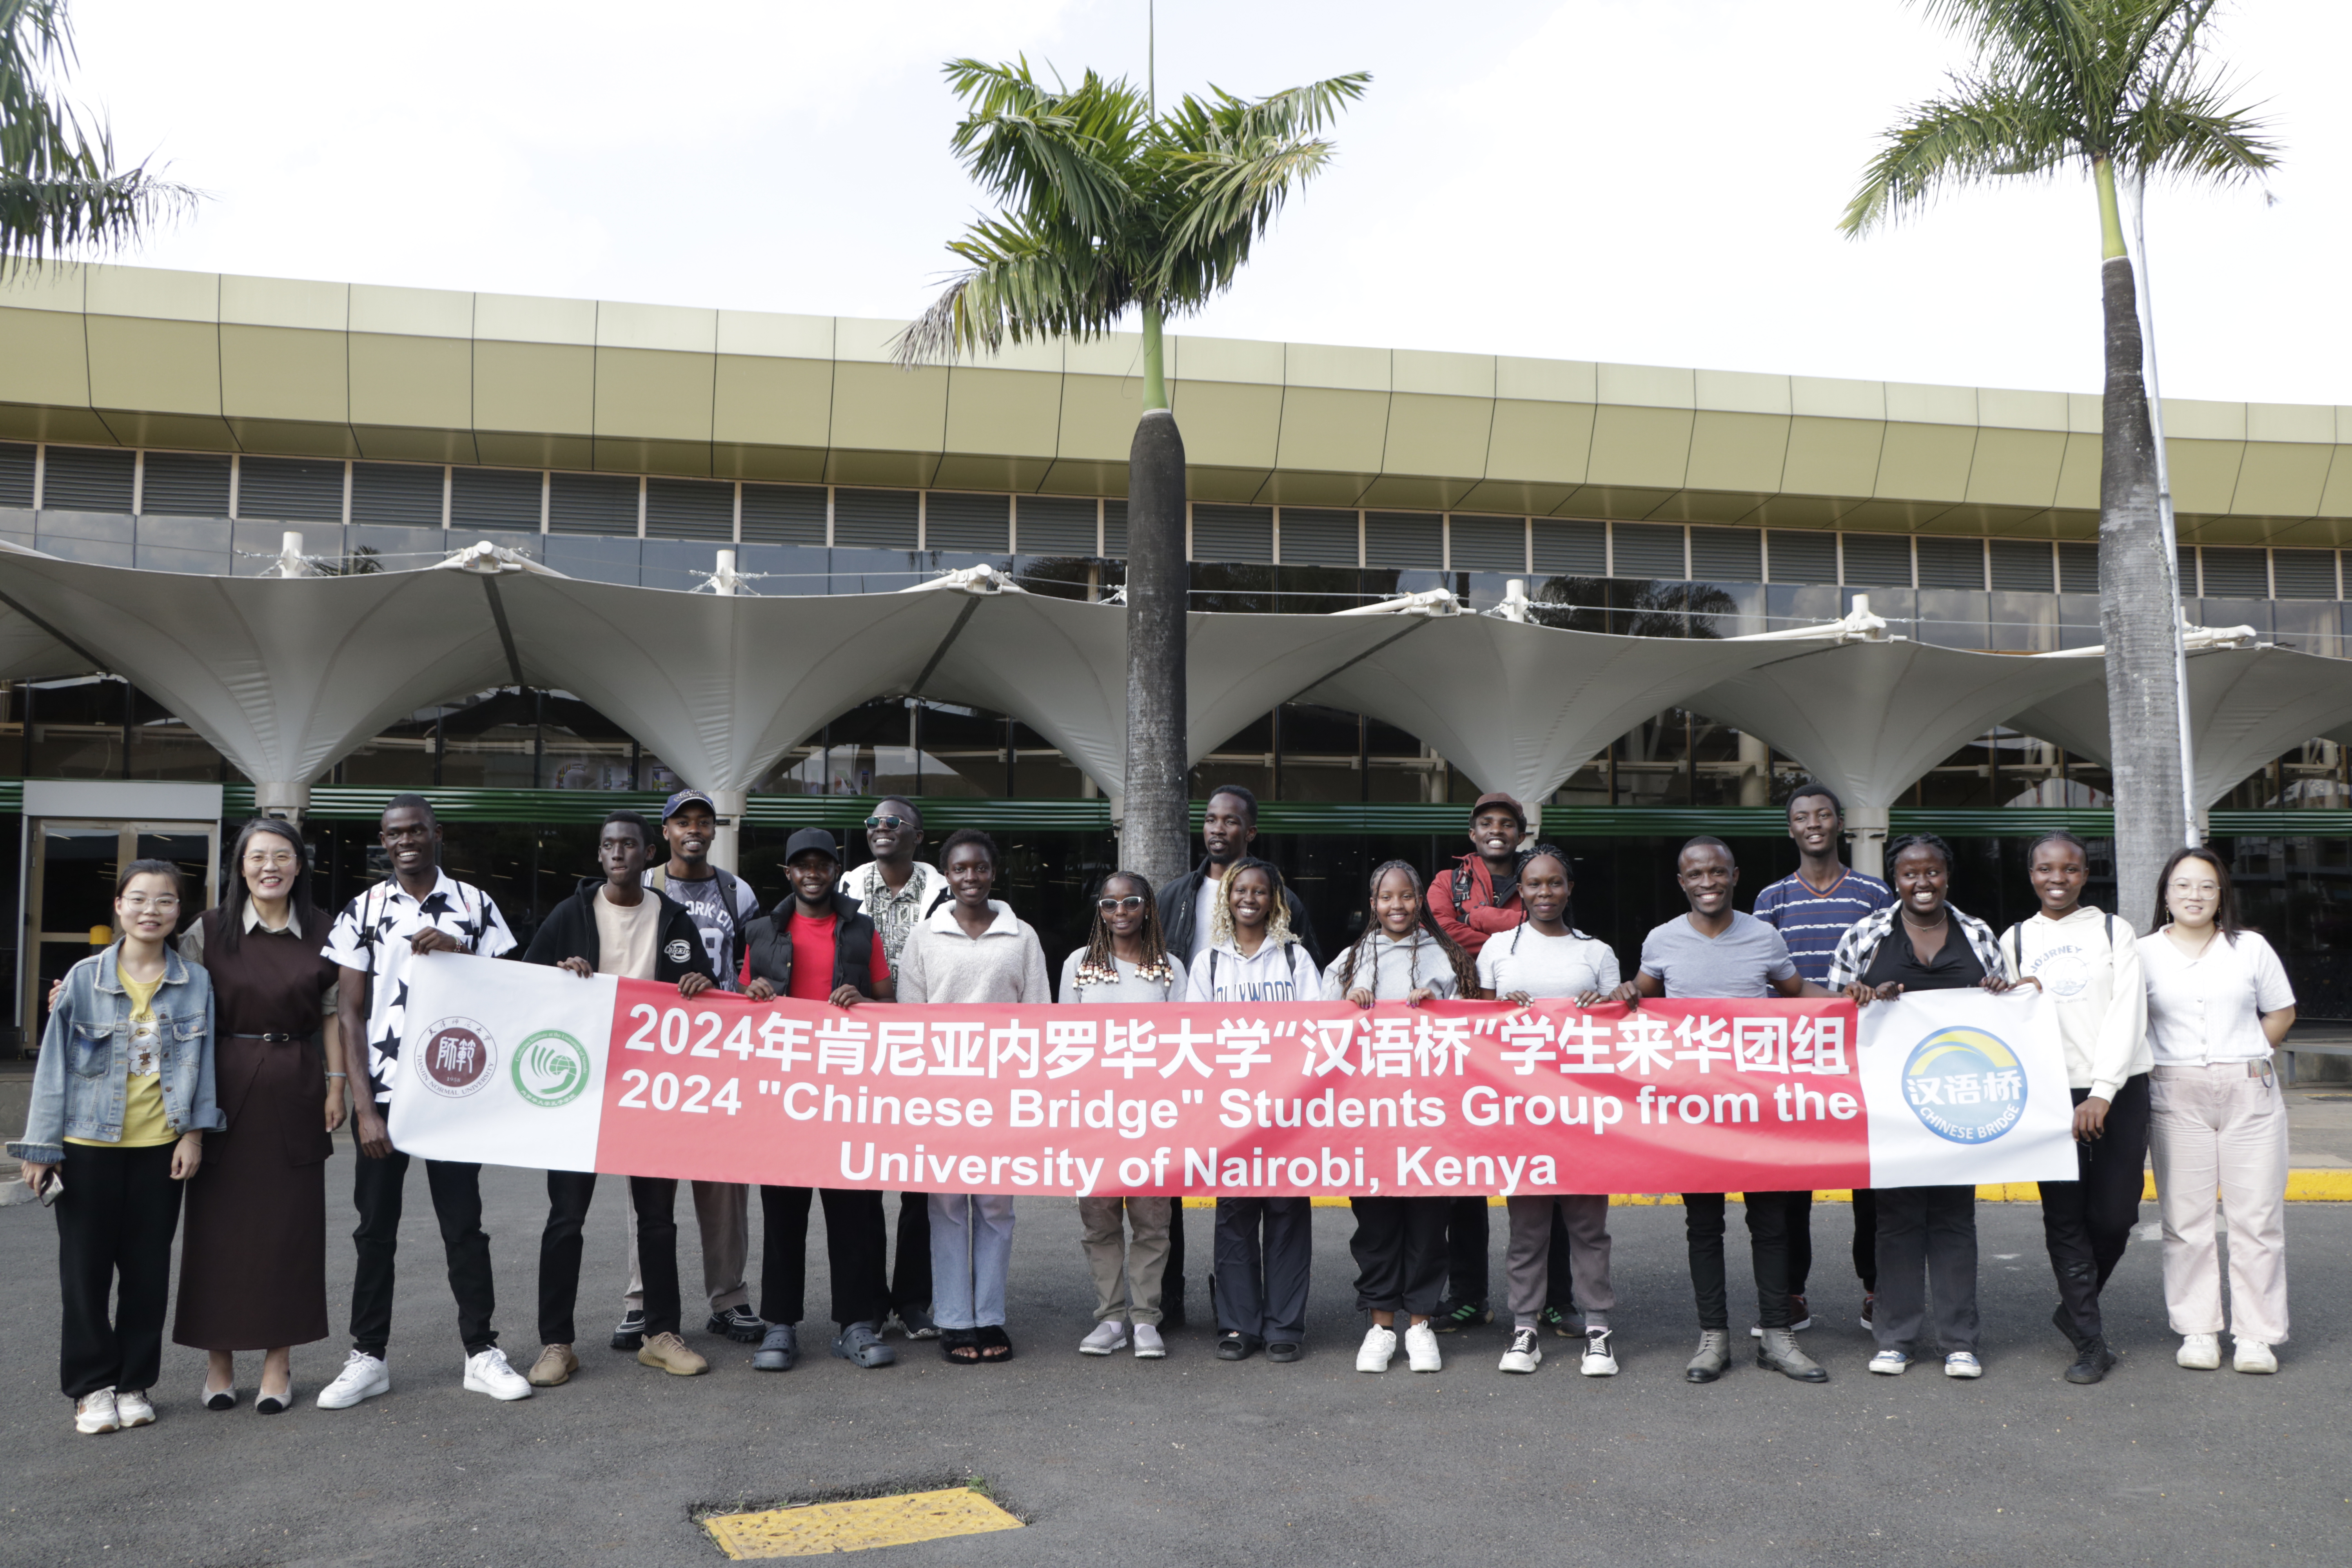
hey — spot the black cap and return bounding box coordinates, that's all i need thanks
[784,827,840,863]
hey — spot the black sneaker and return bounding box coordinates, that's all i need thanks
[2064,1337,2116,1385]
[708,1306,766,1344]
[610,1308,646,1352]
[1432,1298,1493,1334]
[1539,1305,1576,1338]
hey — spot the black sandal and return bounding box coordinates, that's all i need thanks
[940,1329,983,1365]
[975,1325,1015,1363]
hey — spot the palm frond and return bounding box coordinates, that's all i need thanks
[1839,75,2076,235]
[939,56,1142,240]
[2129,82,2277,183]
[891,210,1132,367]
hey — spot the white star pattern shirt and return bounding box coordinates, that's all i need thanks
[321,871,517,1104]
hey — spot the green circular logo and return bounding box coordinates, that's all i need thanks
[511,1030,591,1109]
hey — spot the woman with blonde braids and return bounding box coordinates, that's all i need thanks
[1323,861,1476,1374]
[1182,858,1319,1004]
[1058,871,1187,1359]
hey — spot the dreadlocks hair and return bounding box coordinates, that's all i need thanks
[1498,843,1586,958]
[1209,857,1294,949]
[1337,860,1478,1000]
[1074,869,1176,989]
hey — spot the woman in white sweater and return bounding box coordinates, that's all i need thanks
[895,829,1051,1365]
[1999,829,2148,1387]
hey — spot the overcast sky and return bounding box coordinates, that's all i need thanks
[64,0,2349,405]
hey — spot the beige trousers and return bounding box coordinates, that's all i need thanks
[623,1180,750,1316]
[1079,1196,1173,1325]
[2148,1063,2290,1345]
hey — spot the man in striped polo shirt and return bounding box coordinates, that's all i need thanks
[1749,784,1893,1335]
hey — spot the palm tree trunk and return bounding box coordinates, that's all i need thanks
[1125,304,1190,887]
[2092,156,2188,928]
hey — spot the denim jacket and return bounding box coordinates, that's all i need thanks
[7,941,222,1166]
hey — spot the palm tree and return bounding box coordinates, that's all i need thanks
[1,0,196,275]
[1839,0,2274,924]
[895,58,1367,886]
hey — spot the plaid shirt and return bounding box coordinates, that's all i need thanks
[843,858,947,974]
[1825,902,2011,989]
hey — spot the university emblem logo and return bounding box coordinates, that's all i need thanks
[418,1017,494,1097]
[512,1029,592,1109]
[1901,1025,2027,1145]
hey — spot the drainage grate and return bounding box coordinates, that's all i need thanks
[701,1485,1022,1559]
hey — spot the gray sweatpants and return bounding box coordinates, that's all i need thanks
[1505,1194,1613,1330]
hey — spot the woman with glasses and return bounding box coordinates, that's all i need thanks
[173,819,345,1412]
[2141,848,2297,1375]
[1058,871,1187,1359]
[11,860,220,1435]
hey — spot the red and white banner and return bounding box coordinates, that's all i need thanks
[387,955,2077,1195]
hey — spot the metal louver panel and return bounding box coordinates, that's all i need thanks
[42,446,136,513]
[1611,521,1684,579]
[352,462,446,527]
[646,477,733,541]
[549,471,639,536]
[740,484,827,545]
[2200,547,2267,598]
[1767,531,1837,585]
[1365,511,1441,570]
[1689,526,1761,581]
[2057,542,2098,594]
[1278,508,1357,567]
[1988,539,2053,593]
[1191,504,1271,564]
[1448,514,1525,572]
[2272,549,2336,601]
[1103,499,1128,558]
[1916,535,1985,590]
[1015,495,1096,555]
[1532,518,1605,575]
[450,466,542,531]
[237,456,345,523]
[925,492,1009,552]
[834,489,918,549]
[0,441,33,507]
[1841,534,1911,588]
[140,451,232,517]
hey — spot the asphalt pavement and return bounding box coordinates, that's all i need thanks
[2,1162,2348,1568]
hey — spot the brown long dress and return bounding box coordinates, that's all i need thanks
[172,906,337,1350]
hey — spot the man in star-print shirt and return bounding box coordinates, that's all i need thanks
[316,795,528,1408]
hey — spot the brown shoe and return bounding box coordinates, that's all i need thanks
[636,1331,708,1376]
[527,1344,579,1388]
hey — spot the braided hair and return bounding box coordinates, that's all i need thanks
[1498,843,1588,958]
[1209,857,1294,950]
[1073,870,1176,989]
[1338,860,1478,999]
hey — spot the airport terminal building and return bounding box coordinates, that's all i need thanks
[5,263,2352,1045]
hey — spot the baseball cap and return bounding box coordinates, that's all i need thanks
[662,788,718,822]
[784,827,841,863]
[1470,791,1526,830]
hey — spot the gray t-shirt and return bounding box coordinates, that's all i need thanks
[1475,926,1621,1001]
[1057,950,1189,1004]
[1320,933,1460,1002]
[1638,911,1798,1000]
[648,867,760,993]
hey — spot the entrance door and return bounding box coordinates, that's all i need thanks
[21,819,219,1047]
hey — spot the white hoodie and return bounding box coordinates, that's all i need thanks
[1185,937,1320,1004]
[2000,904,2151,1101]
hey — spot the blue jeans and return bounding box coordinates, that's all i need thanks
[927,1194,1014,1329]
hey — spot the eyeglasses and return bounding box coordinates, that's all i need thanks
[120,894,181,912]
[864,815,911,831]
[1096,895,1145,913]
[243,850,298,869]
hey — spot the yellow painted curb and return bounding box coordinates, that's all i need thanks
[704,1488,1022,1559]
[1180,1172,2352,1208]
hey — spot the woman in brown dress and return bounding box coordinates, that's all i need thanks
[174,818,342,1412]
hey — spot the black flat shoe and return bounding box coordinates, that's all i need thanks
[2064,1338,2116,1385]
[1266,1341,1301,1363]
[1216,1332,1260,1362]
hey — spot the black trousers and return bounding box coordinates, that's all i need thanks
[1853,1188,1878,1294]
[350,1148,497,1356]
[760,1185,890,1328]
[537,1170,599,1346]
[1683,1191,1801,1331]
[1349,1196,1449,1316]
[2040,1074,2152,1345]
[629,1176,684,1338]
[1214,1197,1312,1343]
[1786,1190,1815,1297]
[1873,1185,1977,1354]
[55,1142,181,1399]
[1443,1195,1490,1304]
[1164,1199,1188,1326]
[889,1192,932,1314]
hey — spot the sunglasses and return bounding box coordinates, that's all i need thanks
[864,815,913,831]
[1096,895,1146,913]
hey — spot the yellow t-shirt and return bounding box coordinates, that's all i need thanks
[65,965,175,1149]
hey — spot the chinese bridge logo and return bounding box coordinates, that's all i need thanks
[1901,1025,2027,1145]
[418,1017,495,1097]
[512,1029,592,1109]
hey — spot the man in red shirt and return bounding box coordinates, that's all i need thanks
[739,828,894,1372]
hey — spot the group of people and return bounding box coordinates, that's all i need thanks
[12,778,2299,1436]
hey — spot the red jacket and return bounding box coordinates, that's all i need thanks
[1430,853,1525,956]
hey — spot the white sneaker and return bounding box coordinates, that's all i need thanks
[1868,1349,1909,1376]
[2176,1332,2222,1370]
[74,1387,120,1435]
[463,1347,533,1401]
[1079,1319,1129,1356]
[1131,1323,1166,1359]
[1356,1324,1398,1373]
[1944,1352,1983,1379]
[113,1389,156,1427]
[2233,1338,2278,1374]
[1581,1327,1619,1377]
[1404,1321,1442,1373]
[316,1351,391,1410]
[1499,1328,1543,1374]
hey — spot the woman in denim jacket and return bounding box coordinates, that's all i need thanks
[10,859,221,1435]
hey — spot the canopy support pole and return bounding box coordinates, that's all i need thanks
[1846,804,1890,880]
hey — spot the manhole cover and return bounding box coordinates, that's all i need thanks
[703,1486,1022,1559]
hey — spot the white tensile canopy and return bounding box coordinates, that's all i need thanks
[2011,642,2352,813]
[1300,608,1828,833]
[0,541,511,812]
[1686,638,2109,874]
[0,590,98,681]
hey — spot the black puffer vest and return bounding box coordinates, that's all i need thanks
[740,891,879,998]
